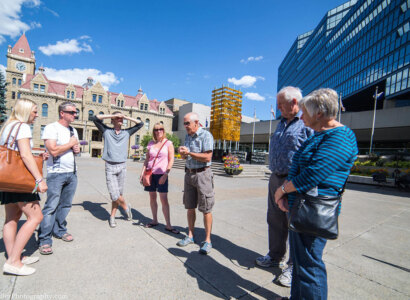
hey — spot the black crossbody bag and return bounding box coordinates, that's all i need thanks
[288,181,346,240]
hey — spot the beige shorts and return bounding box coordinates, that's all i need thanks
[183,168,215,213]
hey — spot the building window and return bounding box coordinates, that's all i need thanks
[34,84,39,92]
[40,85,45,93]
[12,78,16,86]
[98,95,102,103]
[117,100,120,106]
[17,92,21,99]
[75,109,80,120]
[123,119,128,126]
[160,121,163,125]
[88,110,94,121]
[99,111,104,115]
[67,91,70,98]
[92,94,97,102]
[18,79,22,86]
[12,92,15,99]
[145,119,150,130]
[71,91,75,99]
[91,130,102,142]
[135,135,140,144]
[40,125,45,138]
[42,104,48,117]
[121,101,124,107]
[140,103,144,110]
[144,103,148,111]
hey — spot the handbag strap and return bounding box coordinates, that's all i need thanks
[150,139,168,169]
[3,122,24,148]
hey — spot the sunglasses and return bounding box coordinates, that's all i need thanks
[63,111,77,115]
[153,128,164,132]
[183,121,191,126]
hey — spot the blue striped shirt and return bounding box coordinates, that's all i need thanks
[184,128,214,169]
[287,126,358,212]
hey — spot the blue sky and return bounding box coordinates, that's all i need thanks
[0,0,348,120]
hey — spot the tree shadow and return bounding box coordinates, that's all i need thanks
[1,220,39,258]
[169,247,280,299]
[346,183,410,197]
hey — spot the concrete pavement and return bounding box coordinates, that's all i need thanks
[0,157,409,299]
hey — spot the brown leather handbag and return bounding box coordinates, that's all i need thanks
[142,139,168,187]
[0,122,44,193]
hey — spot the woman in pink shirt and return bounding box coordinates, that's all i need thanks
[140,123,179,234]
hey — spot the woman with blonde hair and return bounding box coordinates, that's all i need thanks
[140,123,179,234]
[0,99,48,276]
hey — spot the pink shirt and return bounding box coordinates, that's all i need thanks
[147,140,170,174]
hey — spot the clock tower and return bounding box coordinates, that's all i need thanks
[5,33,36,107]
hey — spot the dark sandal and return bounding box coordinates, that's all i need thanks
[165,228,180,234]
[39,245,53,255]
[145,222,159,228]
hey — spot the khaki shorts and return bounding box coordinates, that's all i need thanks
[183,168,215,213]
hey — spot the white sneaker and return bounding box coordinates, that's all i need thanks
[109,216,117,228]
[21,256,39,265]
[255,254,284,268]
[125,204,133,221]
[277,265,293,287]
[3,263,35,276]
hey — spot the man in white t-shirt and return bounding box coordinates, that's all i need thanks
[38,101,80,255]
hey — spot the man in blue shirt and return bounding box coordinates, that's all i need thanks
[255,87,313,287]
[177,112,215,255]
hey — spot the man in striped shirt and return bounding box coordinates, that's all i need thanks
[255,87,313,288]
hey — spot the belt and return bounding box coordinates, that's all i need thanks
[185,166,210,173]
[274,173,288,178]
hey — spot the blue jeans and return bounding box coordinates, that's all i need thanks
[289,230,328,300]
[38,172,77,246]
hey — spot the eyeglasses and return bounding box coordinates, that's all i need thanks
[183,121,191,126]
[63,111,77,115]
[153,128,164,132]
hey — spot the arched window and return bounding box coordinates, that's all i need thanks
[117,100,120,106]
[88,110,94,121]
[71,91,75,99]
[121,101,124,107]
[75,109,80,120]
[42,104,48,117]
[145,119,150,130]
[67,91,70,98]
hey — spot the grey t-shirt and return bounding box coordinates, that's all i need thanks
[93,116,143,163]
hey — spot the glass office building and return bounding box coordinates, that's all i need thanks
[278,0,410,112]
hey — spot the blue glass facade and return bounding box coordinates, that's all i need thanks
[278,0,410,111]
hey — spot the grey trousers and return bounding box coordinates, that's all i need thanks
[267,173,292,264]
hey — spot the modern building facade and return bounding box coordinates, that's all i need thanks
[4,34,173,157]
[278,0,410,150]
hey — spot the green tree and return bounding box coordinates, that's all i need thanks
[140,134,153,151]
[166,133,180,149]
[0,72,7,124]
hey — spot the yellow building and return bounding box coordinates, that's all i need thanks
[4,34,173,157]
[210,85,242,149]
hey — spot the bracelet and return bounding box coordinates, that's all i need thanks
[32,179,43,194]
[281,184,287,194]
[36,178,43,184]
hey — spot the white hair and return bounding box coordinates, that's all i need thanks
[300,88,338,119]
[186,112,199,121]
[277,86,303,103]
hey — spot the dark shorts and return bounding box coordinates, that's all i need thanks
[144,174,169,193]
[0,191,40,205]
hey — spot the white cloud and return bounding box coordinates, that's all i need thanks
[0,0,41,44]
[227,75,264,88]
[0,64,6,76]
[245,92,265,101]
[30,21,41,29]
[44,67,119,90]
[39,38,93,56]
[44,7,59,17]
[240,56,263,64]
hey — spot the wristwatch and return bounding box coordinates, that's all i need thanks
[281,184,287,194]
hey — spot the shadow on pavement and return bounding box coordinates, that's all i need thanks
[169,247,280,299]
[346,183,410,197]
[72,201,110,221]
